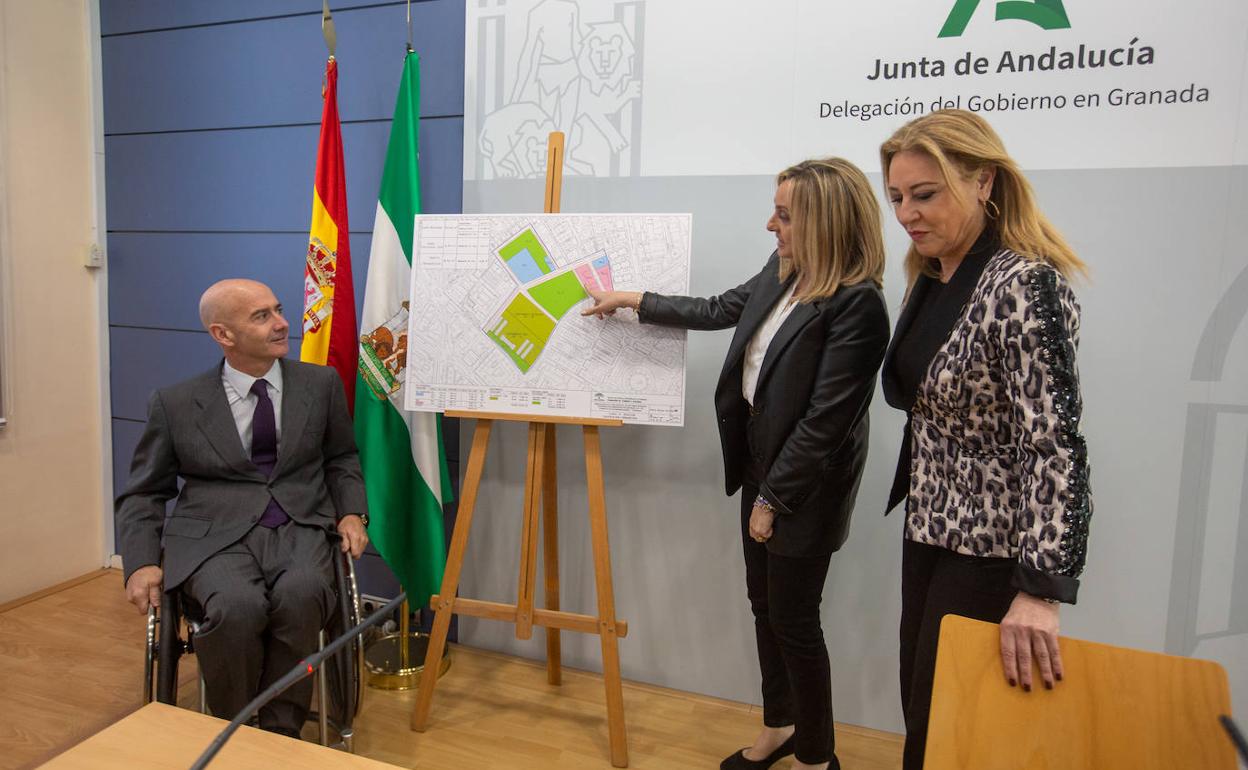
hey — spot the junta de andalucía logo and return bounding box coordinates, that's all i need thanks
[940,0,1071,38]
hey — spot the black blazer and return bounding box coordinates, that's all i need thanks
[640,253,890,557]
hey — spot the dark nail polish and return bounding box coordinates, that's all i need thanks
[1056,673,1063,682]
[1045,681,1053,690]
[1023,683,1031,692]
[1008,678,1016,687]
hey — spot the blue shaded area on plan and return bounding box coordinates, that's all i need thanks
[506,248,546,283]
[592,255,610,269]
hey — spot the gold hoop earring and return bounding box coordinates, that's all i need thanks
[983,198,1000,221]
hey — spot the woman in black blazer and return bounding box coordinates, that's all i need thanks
[583,158,890,770]
[878,110,1092,770]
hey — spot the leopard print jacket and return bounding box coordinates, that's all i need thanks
[904,249,1092,600]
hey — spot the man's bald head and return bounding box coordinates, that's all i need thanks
[199,279,290,374]
[199,279,272,329]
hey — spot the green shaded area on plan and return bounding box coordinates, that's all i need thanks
[486,293,556,374]
[529,270,589,320]
[498,229,553,275]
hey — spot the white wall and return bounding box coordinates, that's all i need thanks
[0,0,109,603]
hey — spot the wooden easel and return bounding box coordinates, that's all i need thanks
[410,132,631,768]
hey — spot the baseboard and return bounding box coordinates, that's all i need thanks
[0,568,115,614]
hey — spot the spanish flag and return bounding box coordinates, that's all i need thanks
[301,56,357,408]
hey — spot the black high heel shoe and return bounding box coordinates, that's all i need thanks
[720,734,796,769]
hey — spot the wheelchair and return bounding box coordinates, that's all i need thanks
[142,546,364,751]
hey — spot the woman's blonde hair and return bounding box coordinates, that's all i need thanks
[879,109,1087,284]
[777,157,886,302]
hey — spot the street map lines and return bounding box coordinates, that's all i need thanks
[405,213,691,426]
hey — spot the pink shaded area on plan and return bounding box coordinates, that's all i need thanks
[574,264,601,292]
[592,256,614,291]
[595,265,614,291]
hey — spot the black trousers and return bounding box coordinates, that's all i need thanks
[899,539,1016,770]
[741,473,839,767]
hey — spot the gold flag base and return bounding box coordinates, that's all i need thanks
[363,600,451,691]
[364,631,452,690]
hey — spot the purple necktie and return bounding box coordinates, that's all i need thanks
[250,379,290,528]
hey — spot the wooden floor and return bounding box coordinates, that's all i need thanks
[0,570,902,769]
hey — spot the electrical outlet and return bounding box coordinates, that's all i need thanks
[360,594,393,615]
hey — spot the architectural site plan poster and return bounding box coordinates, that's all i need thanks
[402,213,692,426]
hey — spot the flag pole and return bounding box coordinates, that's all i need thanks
[397,0,412,680]
[395,6,412,673]
[399,600,411,669]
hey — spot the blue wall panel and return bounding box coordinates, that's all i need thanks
[102,2,464,133]
[106,118,462,232]
[107,231,374,332]
[110,327,228,421]
[111,418,144,501]
[101,0,442,37]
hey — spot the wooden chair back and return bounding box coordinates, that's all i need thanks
[925,614,1236,769]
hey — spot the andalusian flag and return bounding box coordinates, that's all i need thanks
[301,57,358,403]
[354,51,451,607]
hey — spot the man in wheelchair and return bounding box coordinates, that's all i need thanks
[116,278,369,738]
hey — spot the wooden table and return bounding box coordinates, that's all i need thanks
[39,703,400,770]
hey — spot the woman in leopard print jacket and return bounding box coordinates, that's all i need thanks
[879,110,1092,770]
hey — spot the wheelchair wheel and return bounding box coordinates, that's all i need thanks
[345,557,363,718]
[143,607,158,704]
[142,589,191,708]
[322,552,363,741]
[156,589,184,705]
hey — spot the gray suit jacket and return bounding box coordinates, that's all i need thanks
[115,358,368,590]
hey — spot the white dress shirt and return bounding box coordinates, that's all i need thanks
[742,284,799,406]
[221,359,283,456]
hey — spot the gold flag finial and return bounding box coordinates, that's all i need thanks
[322,0,336,58]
